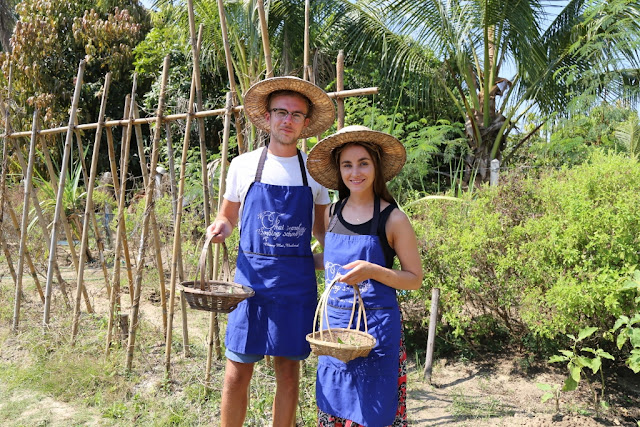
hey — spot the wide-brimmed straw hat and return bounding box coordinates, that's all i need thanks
[307,125,406,190]
[243,76,336,139]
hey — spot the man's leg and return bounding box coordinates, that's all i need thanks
[272,356,301,426]
[220,358,255,427]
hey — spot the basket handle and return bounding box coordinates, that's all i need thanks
[197,233,231,291]
[313,277,368,343]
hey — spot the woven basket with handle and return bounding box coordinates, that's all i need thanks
[181,234,254,313]
[306,277,376,363]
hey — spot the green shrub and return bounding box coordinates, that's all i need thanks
[409,151,640,352]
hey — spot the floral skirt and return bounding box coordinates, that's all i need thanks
[317,328,408,427]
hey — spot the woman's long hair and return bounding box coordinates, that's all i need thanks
[333,141,396,204]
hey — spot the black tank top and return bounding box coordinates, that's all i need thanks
[328,198,397,268]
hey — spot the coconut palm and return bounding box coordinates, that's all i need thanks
[615,113,640,159]
[333,0,640,182]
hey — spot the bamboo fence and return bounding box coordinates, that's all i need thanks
[0,0,379,375]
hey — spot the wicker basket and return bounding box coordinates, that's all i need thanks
[306,277,376,363]
[181,234,254,313]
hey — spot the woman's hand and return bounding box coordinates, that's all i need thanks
[337,260,375,286]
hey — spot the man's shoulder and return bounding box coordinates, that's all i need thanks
[231,146,265,165]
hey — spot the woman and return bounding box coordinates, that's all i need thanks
[307,125,423,427]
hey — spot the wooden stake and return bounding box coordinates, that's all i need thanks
[6,203,44,303]
[0,65,12,243]
[43,60,86,327]
[215,0,245,153]
[205,91,233,383]
[132,102,168,337]
[303,0,311,81]
[165,0,203,371]
[424,287,440,384]
[125,56,170,372]
[257,0,273,78]
[164,122,184,281]
[12,109,40,331]
[106,77,139,355]
[9,137,71,308]
[71,72,112,342]
[105,122,135,292]
[40,133,93,314]
[336,50,345,130]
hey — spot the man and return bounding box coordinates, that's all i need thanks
[206,76,335,426]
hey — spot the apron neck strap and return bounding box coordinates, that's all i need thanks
[328,196,380,235]
[254,145,308,187]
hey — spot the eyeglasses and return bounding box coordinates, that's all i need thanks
[270,108,307,123]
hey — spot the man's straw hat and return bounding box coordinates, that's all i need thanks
[307,125,406,190]
[243,76,336,139]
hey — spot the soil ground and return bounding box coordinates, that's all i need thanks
[1,259,639,426]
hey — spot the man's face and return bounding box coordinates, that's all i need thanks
[265,93,311,146]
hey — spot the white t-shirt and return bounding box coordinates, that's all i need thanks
[224,147,331,229]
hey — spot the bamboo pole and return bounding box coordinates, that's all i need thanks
[0,65,12,245]
[0,232,17,282]
[424,287,440,383]
[2,89,377,140]
[336,50,345,130]
[165,0,203,371]
[215,0,245,153]
[40,133,93,314]
[125,55,170,372]
[164,122,184,281]
[6,203,44,303]
[71,72,112,342]
[0,67,18,296]
[205,91,233,383]
[12,110,40,331]
[10,137,71,308]
[257,0,273,78]
[132,102,168,337]
[301,0,311,154]
[43,60,86,326]
[119,99,136,304]
[106,77,139,355]
[303,0,310,81]
[105,121,135,292]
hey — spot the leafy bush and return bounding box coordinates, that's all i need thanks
[409,151,640,352]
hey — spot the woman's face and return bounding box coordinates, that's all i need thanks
[338,144,375,194]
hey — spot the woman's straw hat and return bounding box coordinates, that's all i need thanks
[307,125,406,190]
[243,76,336,139]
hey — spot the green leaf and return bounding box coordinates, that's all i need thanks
[569,362,582,382]
[578,327,598,341]
[598,350,615,361]
[612,316,629,331]
[562,376,579,392]
[541,393,554,403]
[559,350,574,358]
[536,383,552,391]
[617,329,629,350]
[630,328,640,347]
[549,355,567,363]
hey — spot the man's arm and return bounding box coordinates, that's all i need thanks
[206,198,241,243]
[312,203,328,249]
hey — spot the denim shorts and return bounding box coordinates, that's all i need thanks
[225,348,310,363]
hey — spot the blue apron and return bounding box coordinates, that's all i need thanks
[225,147,316,357]
[316,197,401,427]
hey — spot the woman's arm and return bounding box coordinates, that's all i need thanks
[338,208,423,291]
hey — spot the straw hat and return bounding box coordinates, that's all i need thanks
[307,125,406,190]
[243,76,336,139]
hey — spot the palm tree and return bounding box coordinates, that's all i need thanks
[615,113,640,159]
[334,0,640,182]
